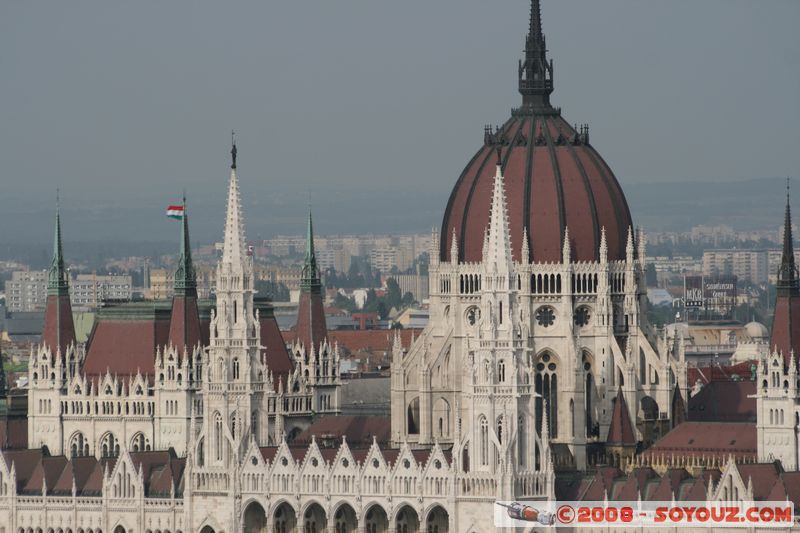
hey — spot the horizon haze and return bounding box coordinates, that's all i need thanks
[1,0,798,246]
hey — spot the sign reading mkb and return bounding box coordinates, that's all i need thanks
[683,274,738,318]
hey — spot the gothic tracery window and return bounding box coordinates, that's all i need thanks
[479,416,489,466]
[466,306,480,326]
[574,306,591,327]
[535,352,558,438]
[535,306,555,327]
[69,432,89,458]
[100,432,120,458]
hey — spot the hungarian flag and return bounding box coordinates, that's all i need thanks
[166,205,184,219]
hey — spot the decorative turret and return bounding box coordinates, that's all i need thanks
[295,210,327,353]
[42,199,76,355]
[670,382,686,429]
[168,198,202,353]
[173,197,196,296]
[518,0,554,110]
[770,179,800,368]
[606,387,637,468]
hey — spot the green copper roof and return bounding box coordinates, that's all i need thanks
[173,199,197,295]
[301,210,321,294]
[47,206,70,296]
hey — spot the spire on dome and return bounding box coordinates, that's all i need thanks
[485,160,513,270]
[777,178,798,295]
[48,194,69,296]
[174,196,197,296]
[518,0,554,109]
[222,140,246,268]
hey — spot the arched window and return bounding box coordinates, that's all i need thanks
[100,432,120,458]
[232,358,240,380]
[69,432,89,458]
[479,416,489,466]
[535,352,558,438]
[214,412,224,461]
[407,398,420,435]
[498,360,506,383]
[131,432,149,452]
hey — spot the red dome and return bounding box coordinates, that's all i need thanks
[440,1,632,264]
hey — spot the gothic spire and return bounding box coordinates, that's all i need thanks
[42,195,76,354]
[48,196,69,296]
[518,0,554,109]
[485,157,513,270]
[222,139,246,268]
[778,178,798,294]
[301,210,321,294]
[173,196,197,296]
[168,194,201,351]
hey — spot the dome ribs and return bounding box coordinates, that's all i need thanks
[462,145,502,262]
[561,119,601,261]
[581,145,631,262]
[529,123,561,261]
[459,118,515,263]
[522,116,537,263]
[501,118,531,262]
[541,117,568,260]
[439,0,634,265]
[439,139,488,262]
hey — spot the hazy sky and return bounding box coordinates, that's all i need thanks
[1,1,799,245]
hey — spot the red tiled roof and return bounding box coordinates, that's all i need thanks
[0,418,28,449]
[642,422,756,460]
[84,318,170,377]
[82,300,292,382]
[167,295,202,353]
[738,463,782,500]
[687,361,756,386]
[292,415,391,448]
[259,446,278,463]
[688,380,756,423]
[646,468,691,501]
[610,467,657,501]
[2,448,46,492]
[42,294,76,355]
[294,291,327,352]
[771,294,800,369]
[580,466,625,500]
[260,311,293,389]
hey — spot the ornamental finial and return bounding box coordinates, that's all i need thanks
[230,130,237,169]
